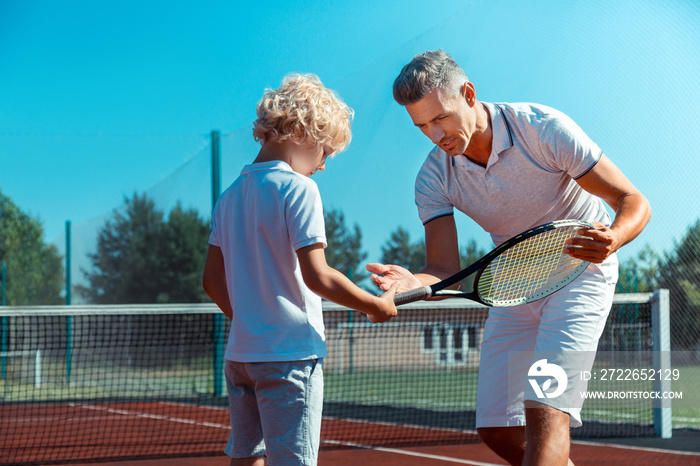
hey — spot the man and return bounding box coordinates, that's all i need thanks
[367,50,650,466]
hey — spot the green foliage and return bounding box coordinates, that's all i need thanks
[459,239,485,269]
[616,244,659,293]
[458,239,486,291]
[78,193,209,304]
[0,189,64,305]
[380,227,425,271]
[156,204,211,303]
[323,209,368,283]
[379,228,486,290]
[656,220,700,349]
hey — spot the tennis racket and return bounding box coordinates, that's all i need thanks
[393,219,594,307]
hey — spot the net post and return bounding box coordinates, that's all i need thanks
[651,288,671,438]
[34,349,42,388]
[337,324,344,375]
[66,220,72,305]
[213,314,225,396]
[347,267,354,374]
[211,130,225,397]
[1,260,6,380]
[0,260,6,305]
[66,220,73,384]
[0,317,5,380]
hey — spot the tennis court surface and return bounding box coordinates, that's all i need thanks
[2,297,699,465]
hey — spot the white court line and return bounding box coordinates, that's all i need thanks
[584,410,641,420]
[323,439,503,465]
[673,416,700,423]
[322,415,478,436]
[69,403,230,430]
[71,404,700,460]
[71,405,498,464]
[158,400,229,411]
[361,447,504,466]
[572,439,700,457]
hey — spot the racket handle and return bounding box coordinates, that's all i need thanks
[393,286,433,306]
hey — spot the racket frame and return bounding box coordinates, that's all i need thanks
[393,219,594,306]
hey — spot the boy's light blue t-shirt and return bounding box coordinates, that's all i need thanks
[209,160,328,362]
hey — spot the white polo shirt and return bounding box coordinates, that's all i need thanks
[209,160,328,362]
[415,101,611,246]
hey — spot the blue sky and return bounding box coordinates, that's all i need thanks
[2,0,699,286]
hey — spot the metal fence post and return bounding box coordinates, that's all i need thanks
[211,130,225,396]
[651,288,671,438]
[66,220,73,384]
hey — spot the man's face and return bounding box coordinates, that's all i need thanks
[405,86,475,157]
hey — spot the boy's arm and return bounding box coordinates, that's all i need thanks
[202,244,233,320]
[297,243,399,323]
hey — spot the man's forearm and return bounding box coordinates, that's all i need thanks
[610,192,652,250]
[416,266,460,289]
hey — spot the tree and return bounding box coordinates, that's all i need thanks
[616,244,659,293]
[459,239,486,291]
[0,189,63,305]
[79,193,210,304]
[459,239,486,269]
[656,220,700,349]
[380,227,486,290]
[324,209,367,283]
[380,227,425,271]
[79,193,164,303]
[156,204,210,303]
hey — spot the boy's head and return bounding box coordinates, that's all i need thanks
[253,74,354,156]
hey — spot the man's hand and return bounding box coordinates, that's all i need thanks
[366,263,423,292]
[563,222,622,263]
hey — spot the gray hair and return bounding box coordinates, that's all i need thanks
[393,50,469,106]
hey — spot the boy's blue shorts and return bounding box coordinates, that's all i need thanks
[224,358,324,465]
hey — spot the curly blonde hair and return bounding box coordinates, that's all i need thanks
[253,73,354,155]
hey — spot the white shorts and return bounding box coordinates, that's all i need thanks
[475,256,618,429]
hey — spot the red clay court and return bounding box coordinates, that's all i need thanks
[3,400,700,466]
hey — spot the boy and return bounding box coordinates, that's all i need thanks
[202,73,398,466]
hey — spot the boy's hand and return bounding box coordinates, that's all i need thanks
[367,282,400,323]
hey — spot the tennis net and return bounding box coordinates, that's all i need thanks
[0,293,671,464]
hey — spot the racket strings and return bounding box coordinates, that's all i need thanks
[478,226,586,305]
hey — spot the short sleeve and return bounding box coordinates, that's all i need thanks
[536,111,603,179]
[285,179,327,251]
[415,152,454,225]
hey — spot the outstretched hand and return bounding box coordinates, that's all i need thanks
[366,263,423,293]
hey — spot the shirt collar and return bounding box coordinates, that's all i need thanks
[450,101,514,171]
[483,101,514,156]
[241,160,293,176]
